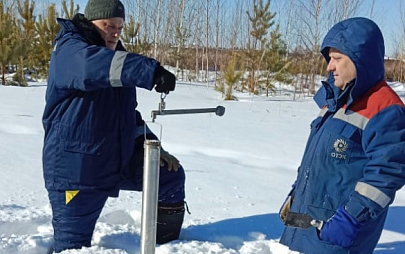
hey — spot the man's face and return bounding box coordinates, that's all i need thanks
[91,17,124,50]
[327,48,357,90]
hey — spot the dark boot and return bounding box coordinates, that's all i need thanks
[156,202,185,244]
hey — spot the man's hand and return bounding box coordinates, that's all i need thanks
[154,66,176,94]
[320,206,365,248]
[160,149,180,171]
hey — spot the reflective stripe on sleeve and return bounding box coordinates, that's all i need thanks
[318,107,328,117]
[334,108,369,130]
[109,51,128,87]
[355,182,391,208]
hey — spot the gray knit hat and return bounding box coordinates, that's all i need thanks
[84,0,125,21]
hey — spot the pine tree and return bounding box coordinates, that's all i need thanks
[61,0,79,19]
[221,53,244,100]
[34,3,59,78]
[261,24,292,96]
[173,24,189,79]
[121,15,152,54]
[0,1,17,86]
[245,0,276,94]
[14,0,36,86]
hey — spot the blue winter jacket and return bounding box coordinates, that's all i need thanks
[42,16,158,193]
[280,17,405,254]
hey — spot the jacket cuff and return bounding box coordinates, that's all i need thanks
[345,199,371,222]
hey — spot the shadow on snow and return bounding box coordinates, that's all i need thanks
[97,207,405,253]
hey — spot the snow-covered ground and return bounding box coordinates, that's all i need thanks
[0,80,404,254]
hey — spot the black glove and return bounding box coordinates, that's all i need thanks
[153,65,176,94]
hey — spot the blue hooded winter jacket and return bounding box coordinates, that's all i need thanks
[280,17,405,254]
[42,17,158,193]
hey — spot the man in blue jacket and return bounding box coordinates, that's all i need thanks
[279,17,405,254]
[42,0,186,252]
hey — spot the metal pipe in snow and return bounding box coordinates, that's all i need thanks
[140,140,161,254]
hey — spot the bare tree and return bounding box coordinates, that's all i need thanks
[173,0,187,79]
[190,1,203,80]
[213,0,223,85]
[121,0,135,16]
[204,0,209,81]
[229,0,242,50]
[388,0,405,82]
[282,0,295,60]
[289,0,324,94]
[325,0,363,27]
[153,0,163,59]
[368,0,375,18]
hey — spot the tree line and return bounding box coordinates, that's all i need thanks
[1,0,403,100]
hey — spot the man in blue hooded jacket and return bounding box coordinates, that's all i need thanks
[279,17,405,254]
[42,0,186,252]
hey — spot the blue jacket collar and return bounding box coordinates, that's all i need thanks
[315,73,355,112]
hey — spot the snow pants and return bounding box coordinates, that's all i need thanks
[48,142,186,253]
